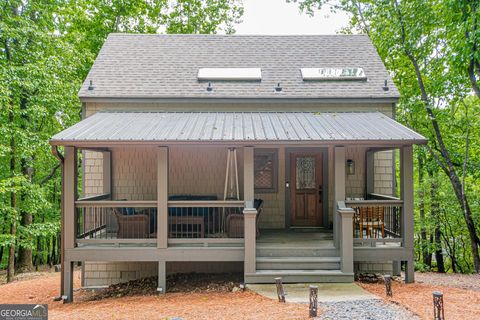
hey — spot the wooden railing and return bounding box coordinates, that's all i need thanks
[74,199,245,246]
[167,200,245,239]
[345,198,403,247]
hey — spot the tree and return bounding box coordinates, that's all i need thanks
[292,0,480,272]
[0,0,243,281]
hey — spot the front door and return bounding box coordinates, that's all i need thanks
[290,152,323,227]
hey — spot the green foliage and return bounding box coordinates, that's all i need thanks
[293,0,480,273]
[0,0,243,271]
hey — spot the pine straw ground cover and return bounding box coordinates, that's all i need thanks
[359,273,480,320]
[0,270,309,320]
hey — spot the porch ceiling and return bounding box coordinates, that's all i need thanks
[50,112,427,146]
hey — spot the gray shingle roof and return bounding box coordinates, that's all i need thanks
[79,34,400,101]
[50,112,425,145]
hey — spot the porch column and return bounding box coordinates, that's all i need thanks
[400,145,415,283]
[157,147,168,292]
[338,203,354,274]
[102,150,112,198]
[63,146,77,302]
[243,146,257,275]
[334,146,346,248]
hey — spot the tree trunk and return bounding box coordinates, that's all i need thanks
[393,0,480,272]
[7,109,16,282]
[429,170,445,273]
[418,154,430,267]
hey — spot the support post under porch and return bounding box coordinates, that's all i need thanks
[62,146,77,302]
[401,145,415,283]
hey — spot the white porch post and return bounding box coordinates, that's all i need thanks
[401,145,415,283]
[243,146,257,275]
[334,146,346,248]
[63,146,77,302]
[157,146,168,292]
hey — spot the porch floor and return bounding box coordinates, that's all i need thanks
[257,229,334,248]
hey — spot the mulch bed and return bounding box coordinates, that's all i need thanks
[81,272,244,301]
[359,273,480,320]
[0,271,308,320]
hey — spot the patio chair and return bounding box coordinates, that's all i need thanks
[226,199,263,238]
[114,208,150,239]
[358,206,385,238]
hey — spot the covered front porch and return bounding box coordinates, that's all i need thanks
[50,111,425,302]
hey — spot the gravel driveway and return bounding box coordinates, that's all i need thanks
[318,299,418,320]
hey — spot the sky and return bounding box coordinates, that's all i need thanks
[235,0,350,35]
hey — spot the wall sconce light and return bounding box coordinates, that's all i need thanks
[346,159,355,175]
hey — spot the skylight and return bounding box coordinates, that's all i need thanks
[198,68,262,81]
[301,68,367,81]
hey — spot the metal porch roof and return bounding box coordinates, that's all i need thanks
[50,112,426,145]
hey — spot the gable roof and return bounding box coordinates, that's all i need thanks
[50,112,426,146]
[79,34,400,102]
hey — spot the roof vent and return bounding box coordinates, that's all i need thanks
[87,80,95,91]
[382,80,389,91]
[274,83,282,92]
[198,68,262,81]
[206,82,213,92]
[301,68,367,81]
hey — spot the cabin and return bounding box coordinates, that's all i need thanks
[50,34,426,302]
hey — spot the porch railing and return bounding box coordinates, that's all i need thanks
[75,200,157,246]
[345,198,403,247]
[74,199,245,246]
[167,200,245,239]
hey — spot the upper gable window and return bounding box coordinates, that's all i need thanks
[198,68,262,81]
[301,68,366,81]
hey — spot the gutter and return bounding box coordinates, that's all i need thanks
[51,146,65,301]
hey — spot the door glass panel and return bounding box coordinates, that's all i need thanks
[296,156,316,189]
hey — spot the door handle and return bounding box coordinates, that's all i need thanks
[319,186,323,203]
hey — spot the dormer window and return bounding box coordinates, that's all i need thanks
[198,68,262,81]
[301,68,366,81]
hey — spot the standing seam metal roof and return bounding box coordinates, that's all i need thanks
[50,112,426,144]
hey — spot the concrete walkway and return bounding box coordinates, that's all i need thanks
[247,283,379,303]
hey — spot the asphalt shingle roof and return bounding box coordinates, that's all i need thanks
[50,112,426,145]
[78,34,400,100]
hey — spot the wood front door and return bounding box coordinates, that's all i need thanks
[290,152,323,227]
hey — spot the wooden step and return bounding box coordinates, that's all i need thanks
[256,256,341,270]
[245,269,354,283]
[256,246,339,257]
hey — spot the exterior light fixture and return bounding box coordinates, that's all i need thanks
[274,83,282,92]
[346,159,355,175]
[206,82,213,92]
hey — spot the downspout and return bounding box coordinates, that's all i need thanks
[51,145,64,301]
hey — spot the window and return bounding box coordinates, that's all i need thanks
[197,68,262,81]
[254,150,278,193]
[301,67,366,81]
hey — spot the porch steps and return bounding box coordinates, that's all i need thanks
[245,269,354,283]
[256,246,338,257]
[256,256,340,270]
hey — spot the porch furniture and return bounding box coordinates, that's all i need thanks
[227,199,263,238]
[357,206,385,238]
[168,216,205,238]
[168,195,218,234]
[114,209,150,239]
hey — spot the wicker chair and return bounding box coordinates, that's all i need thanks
[226,199,263,238]
[114,209,150,239]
